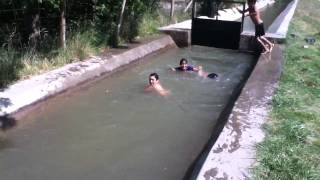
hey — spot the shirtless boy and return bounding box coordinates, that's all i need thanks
[145,73,170,96]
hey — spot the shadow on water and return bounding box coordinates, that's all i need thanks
[0,134,14,151]
[0,113,16,149]
[0,98,16,131]
[0,115,17,131]
[182,54,258,180]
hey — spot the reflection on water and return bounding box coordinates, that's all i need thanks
[0,46,255,180]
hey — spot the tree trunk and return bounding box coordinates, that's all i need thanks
[60,0,66,49]
[170,0,175,21]
[184,0,193,13]
[115,0,127,47]
[29,13,40,49]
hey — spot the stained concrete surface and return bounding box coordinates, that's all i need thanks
[196,45,284,180]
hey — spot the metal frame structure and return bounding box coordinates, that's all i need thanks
[191,0,246,49]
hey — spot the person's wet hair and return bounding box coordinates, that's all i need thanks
[149,73,159,80]
[179,58,188,65]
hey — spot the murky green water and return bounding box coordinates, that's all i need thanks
[0,46,255,180]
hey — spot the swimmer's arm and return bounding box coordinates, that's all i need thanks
[193,65,205,72]
[197,66,209,78]
[192,66,200,72]
[170,67,177,71]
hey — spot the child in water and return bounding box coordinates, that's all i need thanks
[172,58,218,79]
[145,73,170,96]
[172,58,200,72]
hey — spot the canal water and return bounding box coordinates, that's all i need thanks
[0,46,256,180]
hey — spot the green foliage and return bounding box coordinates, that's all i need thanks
[18,29,99,78]
[138,11,165,37]
[0,0,160,49]
[0,0,162,86]
[93,0,159,43]
[138,9,191,39]
[0,48,22,88]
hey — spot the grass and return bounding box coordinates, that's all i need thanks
[0,29,101,86]
[0,48,22,88]
[253,0,320,179]
[138,9,191,38]
[0,9,190,88]
[20,30,100,78]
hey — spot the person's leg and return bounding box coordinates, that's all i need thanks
[260,36,274,51]
[257,37,270,53]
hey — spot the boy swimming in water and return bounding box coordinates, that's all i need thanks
[145,73,170,96]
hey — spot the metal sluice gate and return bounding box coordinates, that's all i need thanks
[191,0,246,50]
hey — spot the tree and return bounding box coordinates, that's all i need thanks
[170,0,175,22]
[59,0,66,49]
[114,0,127,47]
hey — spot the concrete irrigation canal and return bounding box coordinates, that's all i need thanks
[0,0,298,179]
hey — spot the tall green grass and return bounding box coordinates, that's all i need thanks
[138,9,191,38]
[1,9,190,88]
[0,29,100,86]
[253,0,320,179]
[0,48,22,88]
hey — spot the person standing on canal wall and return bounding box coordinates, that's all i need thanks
[238,0,274,54]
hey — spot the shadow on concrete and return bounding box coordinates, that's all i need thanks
[0,115,17,131]
[0,97,12,109]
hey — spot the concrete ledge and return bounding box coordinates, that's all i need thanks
[160,0,288,49]
[195,45,283,179]
[268,0,299,39]
[0,35,176,116]
[240,0,299,51]
[160,29,191,47]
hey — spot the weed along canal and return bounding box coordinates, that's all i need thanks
[0,46,256,180]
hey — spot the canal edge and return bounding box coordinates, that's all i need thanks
[0,35,177,117]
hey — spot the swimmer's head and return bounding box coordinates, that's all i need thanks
[179,58,188,65]
[179,58,188,71]
[149,73,159,85]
